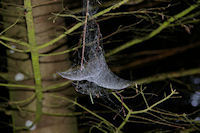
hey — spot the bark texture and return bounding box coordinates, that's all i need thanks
[1,0,78,132]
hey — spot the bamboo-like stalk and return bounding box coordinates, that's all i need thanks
[24,0,43,124]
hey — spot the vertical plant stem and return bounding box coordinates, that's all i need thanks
[24,0,43,123]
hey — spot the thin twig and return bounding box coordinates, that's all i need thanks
[36,0,129,50]
[0,18,19,35]
[81,0,89,70]
[106,4,199,56]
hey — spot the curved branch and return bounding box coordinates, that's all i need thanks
[36,0,129,50]
[106,4,199,56]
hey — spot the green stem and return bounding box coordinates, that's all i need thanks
[134,67,200,85]
[0,83,34,88]
[131,89,176,115]
[38,46,80,57]
[106,4,198,56]
[0,18,19,35]
[9,94,35,105]
[0,40,30,52]
[140,87,149,108]
[92,0,129,19]
[43,81,71,92]
[112,92,130,111]
[36,0,129,50]
[0,35,30,47]
[116,111,131,133]
[50,94,115,128]
[24,0,43,124]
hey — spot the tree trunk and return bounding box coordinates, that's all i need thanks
[1,0,78,132]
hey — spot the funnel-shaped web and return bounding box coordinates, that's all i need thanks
[58,0,132,94]
[58,46,131,90]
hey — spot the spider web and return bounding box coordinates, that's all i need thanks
[58,0,131,96]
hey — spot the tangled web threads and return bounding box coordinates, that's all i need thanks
[73,81,107,98]
[58,0,132,96]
